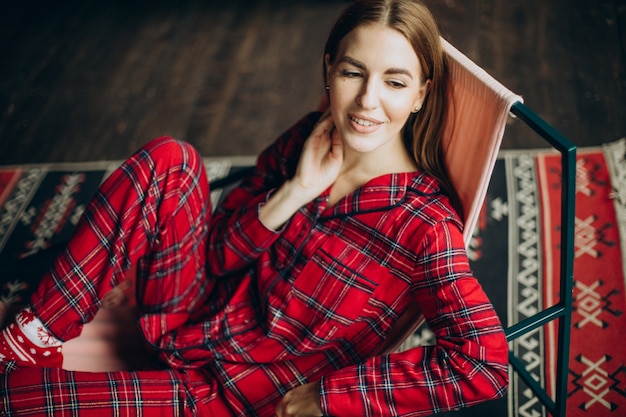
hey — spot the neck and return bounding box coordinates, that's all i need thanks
[327,138,417,207]
[341,141,417,180]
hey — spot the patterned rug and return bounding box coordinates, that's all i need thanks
[461,138,626,417]
[1,140,625,417]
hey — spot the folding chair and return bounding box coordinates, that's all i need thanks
[50,39,576,417]
[438,39,576,417]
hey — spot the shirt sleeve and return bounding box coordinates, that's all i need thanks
[319,219,509,416]
[206,112,321,276]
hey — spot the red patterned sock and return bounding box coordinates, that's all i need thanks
[0,307,63,368]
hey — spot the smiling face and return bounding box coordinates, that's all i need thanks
[325,23,429,158]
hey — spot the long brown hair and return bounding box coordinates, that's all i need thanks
[323,0,463,218]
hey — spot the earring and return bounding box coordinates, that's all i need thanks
[325,85,330,91]
[412,106,421,113]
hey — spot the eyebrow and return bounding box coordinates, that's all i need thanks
[338,55,414,79]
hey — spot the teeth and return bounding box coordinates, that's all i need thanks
[350,116,377,127]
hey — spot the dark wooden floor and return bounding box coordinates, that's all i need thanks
[1,0,624,165]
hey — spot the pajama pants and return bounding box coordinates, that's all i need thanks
[0,137,224,416]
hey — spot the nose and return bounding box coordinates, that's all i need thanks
[356,76,380,109]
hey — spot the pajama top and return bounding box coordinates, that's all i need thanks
[140,112,509,416]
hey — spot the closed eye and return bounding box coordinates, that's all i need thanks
[341,69,362,78]
[387,80,406,88]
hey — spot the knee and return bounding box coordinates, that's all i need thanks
[143,136,199,163]
[142,136,204,177]
[135,136,210,214]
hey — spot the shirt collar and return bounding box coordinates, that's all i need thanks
[318,171,441,219]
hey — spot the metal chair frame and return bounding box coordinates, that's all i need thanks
[504,102,576,417]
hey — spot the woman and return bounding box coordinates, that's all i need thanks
[0,0,508,416]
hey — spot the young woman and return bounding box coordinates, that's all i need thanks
[0,1,509,416]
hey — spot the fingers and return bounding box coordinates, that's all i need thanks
[329,125,343,155]
[275,396,294,417]
[291,112,342,198]
[275,382,323,417]
[306,116,337,157]
[312,114,334,137]
[319,107,332,122]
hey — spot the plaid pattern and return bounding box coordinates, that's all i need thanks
[1,113,508,416]
[1,137,217,416]
[31,137,212,342]
[1,366,201,417]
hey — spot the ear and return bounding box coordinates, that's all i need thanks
[324,53,332,84]
[412,79,431,112]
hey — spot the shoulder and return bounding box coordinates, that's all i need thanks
[277,111,323,147]
[397,175,468,269]
[407,172,461,220]
[395,172,465,241]
[368,171,464,250]
[264,111,322,165]
[251,112,323,183]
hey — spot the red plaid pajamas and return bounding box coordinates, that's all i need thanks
[2,137,222,416]
[1,113,508,416]
[1,366,198,416]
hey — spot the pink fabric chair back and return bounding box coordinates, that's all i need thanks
[441,39,522,245]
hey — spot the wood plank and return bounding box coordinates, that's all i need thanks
[428,0,626,149]
[0,0,624,165]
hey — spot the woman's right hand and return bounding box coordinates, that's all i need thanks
[259,113,343,230]
[291,112,343,202]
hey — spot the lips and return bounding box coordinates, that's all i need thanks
[348,114,383,133]
[349,115,379,126]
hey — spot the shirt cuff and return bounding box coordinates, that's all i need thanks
[319,371,362,417]
[234,190,286,251]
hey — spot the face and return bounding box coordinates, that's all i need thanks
[325,24,430,156]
